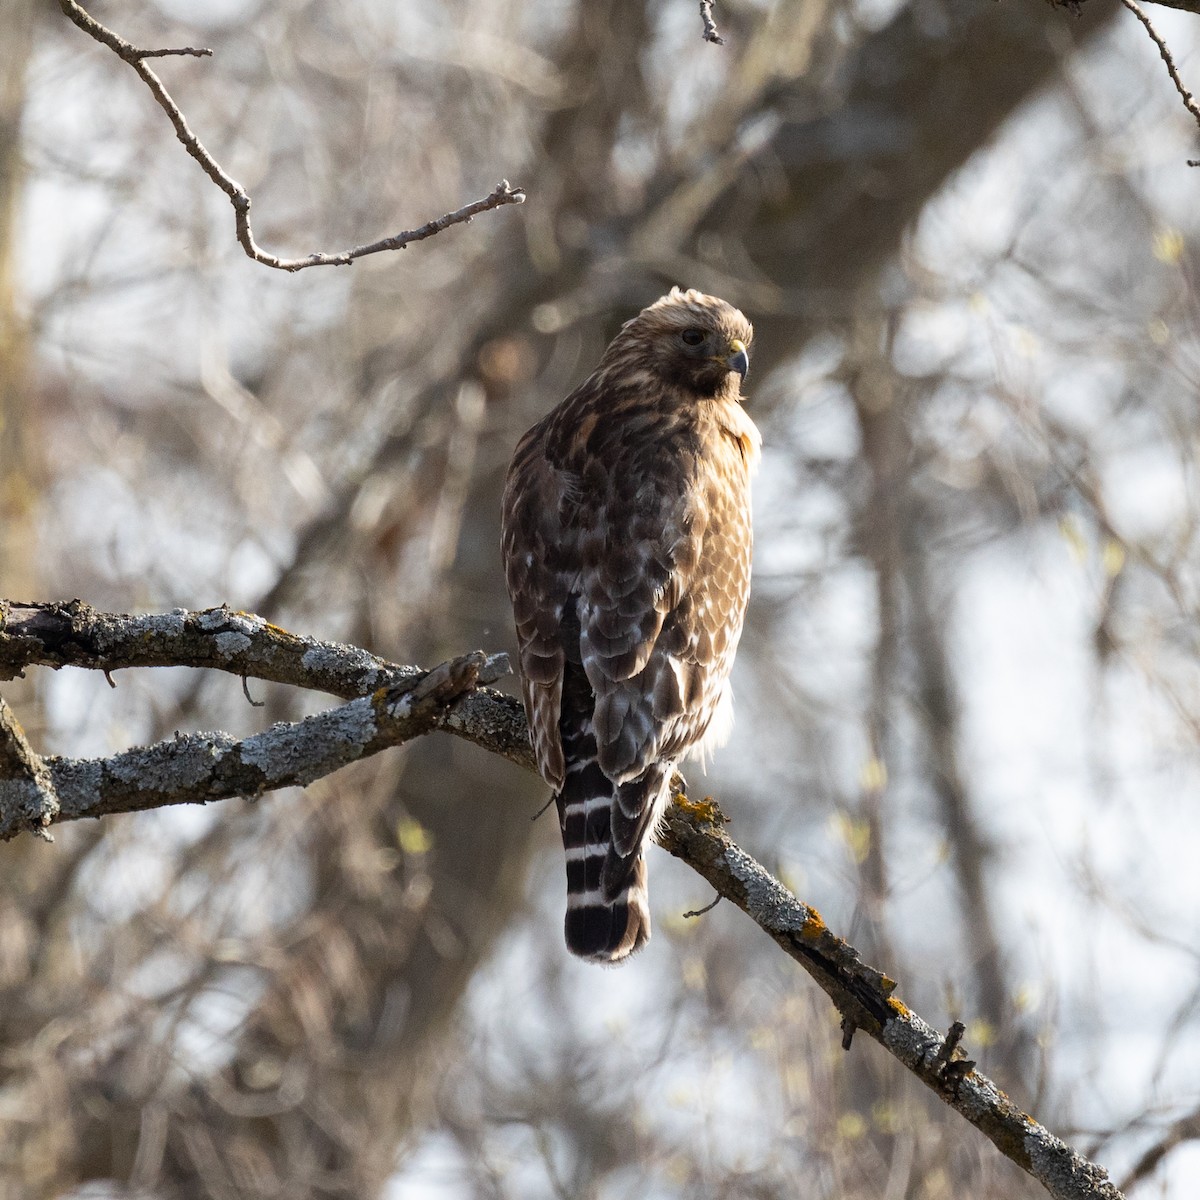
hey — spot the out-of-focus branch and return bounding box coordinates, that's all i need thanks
[0,601,1126,1198]
[1115,0,1200,163]
[1116,1105,1200,1190]
[57,0,526,270]
[1066,0,1200,13]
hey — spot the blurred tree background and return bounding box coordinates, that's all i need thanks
[2,0,1200,1195]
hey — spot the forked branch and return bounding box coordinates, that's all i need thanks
[57,1,525,270]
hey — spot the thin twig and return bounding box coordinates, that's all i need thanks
[1136,0,1200,13]
[1118,0,1200,164]
[933,1019,977,1083]
[699,0,724,44]
[135,46,212,59]
[682,893,721,918]
[57,0,526,270]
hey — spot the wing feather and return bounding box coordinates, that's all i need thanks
[501,425,578,790]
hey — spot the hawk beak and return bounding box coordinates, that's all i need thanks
[726,339,749,381]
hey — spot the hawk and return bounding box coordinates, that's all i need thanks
[501,288,759,963]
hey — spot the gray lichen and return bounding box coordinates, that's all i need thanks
[197,608,231,631]
[722,842,810,931]
[107,732,238,793]
[300,642,391,689]
[214,631,252,657]
[240,697,378,786]
[136,611,188,638]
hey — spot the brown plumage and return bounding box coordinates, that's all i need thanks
[501,288,760,963]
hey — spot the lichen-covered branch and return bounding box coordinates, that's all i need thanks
[0,695,58,837]
[0,599,423,697]
[16,649,511,840]
[57,0,526,270]
[0,601,1123,1200]
[657,800,1125,1200]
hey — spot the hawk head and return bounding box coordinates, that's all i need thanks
[610,287,753,400]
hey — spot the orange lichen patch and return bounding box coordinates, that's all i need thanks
[673,793,726,825]
[885,996,910,1019]
[799,909,826,939]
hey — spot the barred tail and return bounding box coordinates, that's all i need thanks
[553,652,651,963]
[557,750,651,963]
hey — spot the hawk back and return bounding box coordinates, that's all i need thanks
[501,289,759,963]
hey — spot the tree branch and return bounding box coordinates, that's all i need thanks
[1143,0,1200,12]
[57,0,526,271]
[1076,0,1200,15]
[0,601,1124,1200]
[0,694,58,838]
[699,1,724,44]
[1065,0,1200,160]
[1116,0,1200,163]
[22,649,511,838]
[1117,1104,1200,1190]
[656,799,1125,1200]
[0,599,423,697]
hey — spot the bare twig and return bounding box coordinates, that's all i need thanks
[681,892,721,918]
[1051,0,1200,18]
[0,601,1125,1200]
[133,46,213,60]
[57,0,526,270]
[1118,0,1200,163]
[933,1019,977,1083]
[699,0,724,44]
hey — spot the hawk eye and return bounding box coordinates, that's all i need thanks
[680,328,706,347]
